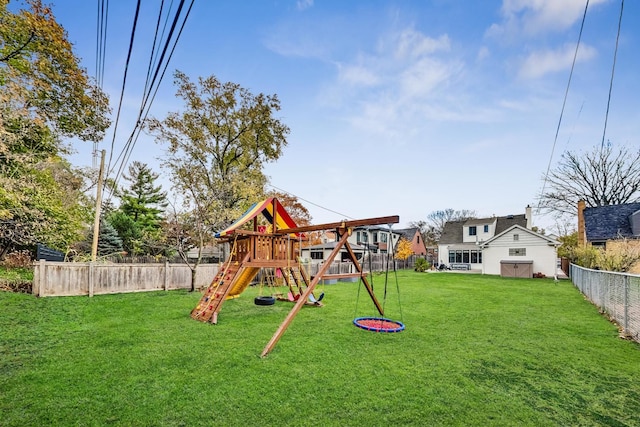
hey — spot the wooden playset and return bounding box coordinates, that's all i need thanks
[190,197,400,357]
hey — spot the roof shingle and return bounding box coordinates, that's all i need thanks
[584,203,640,242]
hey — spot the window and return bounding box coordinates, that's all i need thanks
[509,248,526,256]
[310,251,324,260]
[417,235,420,244]
[469,226,477,236]
[449,251,455,263]
[462,251,470,263]
[484,225,489,233]
[513,234,519,241]
[373,232,379,243]
[357,231,368,244]
[381,233,388,243]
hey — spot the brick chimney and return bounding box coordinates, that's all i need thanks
[577,200,586,247]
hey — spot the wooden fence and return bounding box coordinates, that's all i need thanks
[33,260,219,297]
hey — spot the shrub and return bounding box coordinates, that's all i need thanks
[414,258,430,272]
[570,245,601,269]
[1,250,32,268]
[597,239,640,273]
[570,239,640,273]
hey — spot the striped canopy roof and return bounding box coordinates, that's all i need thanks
[215,198,301,238]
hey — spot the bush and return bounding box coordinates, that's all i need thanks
[414,258,430,272]
[0,279,32,293]
[570,240,640,273]
[1,250,32,268]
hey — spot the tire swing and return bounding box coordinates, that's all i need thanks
[254,295,276,306]
[255,268,277,306]
[353,228,404,333]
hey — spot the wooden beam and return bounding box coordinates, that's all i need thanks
[278,215,399,235]
[318,272,364,280]
[261,231,351,357]
[343,241,384,316]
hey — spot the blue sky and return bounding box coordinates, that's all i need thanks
[51,0,639,231]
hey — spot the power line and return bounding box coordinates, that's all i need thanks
[104,0,142,180]
[107,0,194,198]
[93,0,108,169]
[536,0,590,214]
[266,183,355,220]
[600,0,624,149]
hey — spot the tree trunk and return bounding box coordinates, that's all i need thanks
[190,267,197,292]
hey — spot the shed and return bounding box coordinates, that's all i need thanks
[500,260,533,278]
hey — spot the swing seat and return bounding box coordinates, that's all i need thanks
[308,292,324,304]
[287,292,301,301]
[353,317,404,333]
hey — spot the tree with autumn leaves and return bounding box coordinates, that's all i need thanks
[0,0,110,258]
[395,238,414,268]
[147,71,289,290]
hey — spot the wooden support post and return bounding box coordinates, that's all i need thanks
[261,232,351,357]
[343,240,384,316]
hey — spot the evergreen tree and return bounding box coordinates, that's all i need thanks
[82,220,123,257]
[106,210,141,255]
[118,162,167,231]
[97,220,123,256]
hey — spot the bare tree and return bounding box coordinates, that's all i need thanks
[539,144,640,216]
[425,209,477,242]
[408,220,438,247]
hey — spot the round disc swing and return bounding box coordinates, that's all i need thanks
[353,226,405,333]
[353,316,405,333]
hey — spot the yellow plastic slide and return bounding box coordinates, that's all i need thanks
[227,267,260,298]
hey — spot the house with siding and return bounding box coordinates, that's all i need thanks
[438,207,531,270]
[395,227,427,256]
[577,200,640,274]
[578,200,640,247]
[300,226,401,263]
[349,226,402,254]
[480,225,560,278]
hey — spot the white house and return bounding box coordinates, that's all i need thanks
[349,226,402,254]
[438,208,531,270]
[480,225,560,278]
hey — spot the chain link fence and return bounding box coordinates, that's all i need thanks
[570,264,640,342]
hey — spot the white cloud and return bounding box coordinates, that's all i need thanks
[518,43,597,79]
[332,27,461,111]
[296,0,313,11]
[489,0,611,38]
[399,57,455,98]
[338,63,380,86]
[394,30,450,59]
[477,46,490,61]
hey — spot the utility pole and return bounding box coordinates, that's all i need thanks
[91,150,106,261]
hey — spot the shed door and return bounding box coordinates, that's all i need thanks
[500,262,533,278]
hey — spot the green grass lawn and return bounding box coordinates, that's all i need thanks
[1,271,639,426]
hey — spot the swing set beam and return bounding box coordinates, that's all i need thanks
[261,215,398,357]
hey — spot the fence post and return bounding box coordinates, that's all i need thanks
[33,259,45,296]
[623,274,629,335]
[164,261,169,291]
[89,262,94,297]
